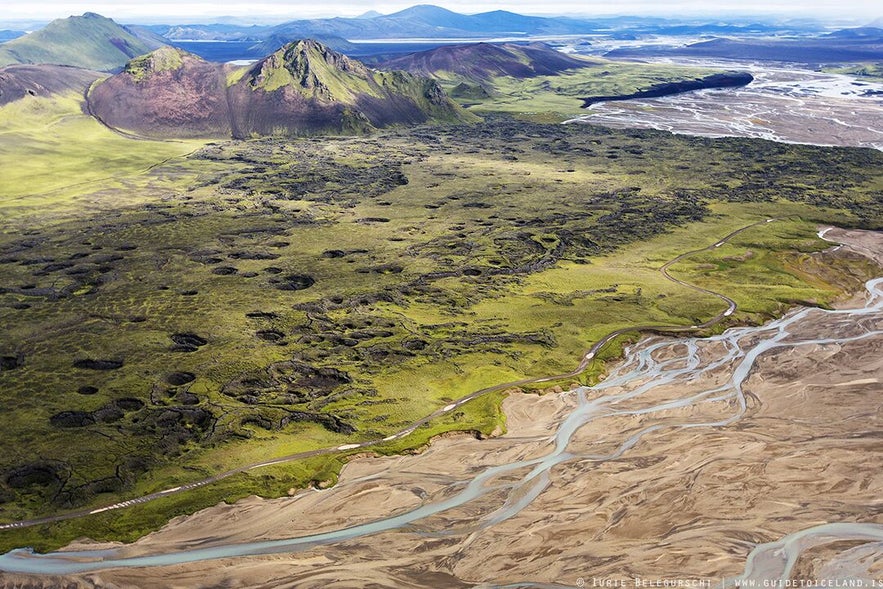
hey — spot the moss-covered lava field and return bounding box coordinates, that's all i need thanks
[1,109,882,551]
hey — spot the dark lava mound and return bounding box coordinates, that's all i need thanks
[170,333,208,352]
[50,410,96,428]
[73,359,123,370]
[278,274,315,291]
[166,372,196,386]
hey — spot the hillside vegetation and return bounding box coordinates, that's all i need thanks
[377,42,743,121]
[0,13,164,72]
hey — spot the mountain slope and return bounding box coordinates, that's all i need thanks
[229,40,475,135]
[0,13,164,72]
[0,64,102,106]
[87,41,475,139]
[87,46,232,137]
[247,33,357,57]
[380,42,596,83]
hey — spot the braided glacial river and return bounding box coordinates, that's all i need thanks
[567,61,883,151]
[2,230,883,587]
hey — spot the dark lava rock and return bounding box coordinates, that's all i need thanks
[321,250,346,258]
[256,330,285,342]
[73,359,123,370]
[77,385,99,395]
[93,404,125,423]
[176,391,200,405]
[287,360,351,390]
[277,274,315,291]
[246,311,279,319]
[115,397,146,411]
[166,372,196,386]
[50,410,96,428]
[241,415,275,430]
[402,339,428,351]
[212,266,238,275]
[151,407,214,430]
[281,411,356,435]
[6,463,62,489]
[35,261,75,274]
[581,72,754,107]
[229,251,280,260]
[0,355,23,370]
[170,333,207,352]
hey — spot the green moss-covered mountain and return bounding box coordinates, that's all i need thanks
[0,13,165,72]
[88,41,476,138]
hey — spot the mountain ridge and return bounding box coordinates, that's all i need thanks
[379,42,597,84]
[87,41,474,139]
[262,4,595,47]
[0,13,165,72]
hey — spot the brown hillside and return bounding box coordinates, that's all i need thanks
[87,47,232,138]
[0,64,102,105]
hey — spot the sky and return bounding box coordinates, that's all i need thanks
[1,0,879,25]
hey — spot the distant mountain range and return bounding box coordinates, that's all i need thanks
[144,23,272,42]
[3,7,881,70]
[261,5,593,42]
[0,13,164,71]
[141,5,823,46]
[87,41,474,138]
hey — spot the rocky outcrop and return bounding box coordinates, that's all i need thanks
[581,72,754,107]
